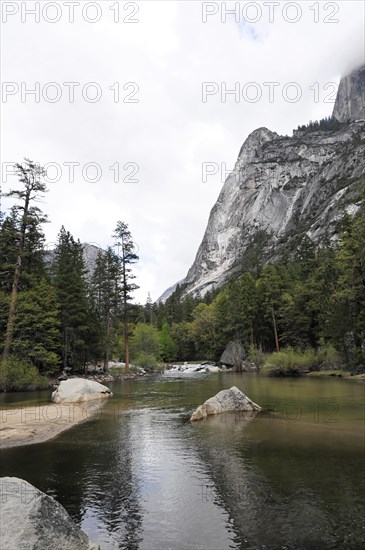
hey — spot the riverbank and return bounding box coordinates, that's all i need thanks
[0,401,104,449]
[306,369,365,381]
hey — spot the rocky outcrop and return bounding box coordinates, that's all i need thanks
[190,386,261,421]
[51,378,112,404]
[332,65,365,123]
[160,66,365,300]
[220,342,246,368]
[45,243,102,280]
[0,477,99,550]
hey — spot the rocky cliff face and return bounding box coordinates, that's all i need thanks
[332,64,365,122]
[161,66,365,300]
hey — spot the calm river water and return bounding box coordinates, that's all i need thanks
[0,373,364,549]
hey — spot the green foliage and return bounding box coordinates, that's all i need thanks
[11,280,60,373]
[171,322,195,361]
[0,209,20,293]
[1,169,142,381]
[191,302,216,360]
[262,345,340,376]
[159,323,177,362]
[247,345,267,367]
[134,352,159,370]
[89,247,121,366]
[0,356,49,391]
[149,210,365,367]
[316,344,340,369]
[328,213,365,365]
[113,221,139,369]
[130,323,161,361]
[52,227,90,371]
[0,158,364,384]
[261,349,315,376]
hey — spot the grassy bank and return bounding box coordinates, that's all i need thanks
[260,346,344,377]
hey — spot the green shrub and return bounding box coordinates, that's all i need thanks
[316,344,340,370]
[248,345,268,367]
[261,348,315,376]
[0,356,49,391]
[261,346,341,376]
[134,352,159,370]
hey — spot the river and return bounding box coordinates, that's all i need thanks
[0,373,364,549]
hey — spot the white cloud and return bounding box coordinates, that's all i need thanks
[1,0,364,303]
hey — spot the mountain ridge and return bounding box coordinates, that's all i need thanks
[159,64,365,301]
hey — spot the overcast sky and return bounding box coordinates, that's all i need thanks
[1,0,364,303]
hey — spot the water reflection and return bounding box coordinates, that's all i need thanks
[0,374,364,549]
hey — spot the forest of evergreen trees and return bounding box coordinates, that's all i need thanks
[150,210,365,370]
[296,116,345,134]
[0,160,364,389]
[0,160,141,389]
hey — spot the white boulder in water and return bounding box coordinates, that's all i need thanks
[205,365,221,373]
[0,477,99,549]
[190,386,261,421]
[51,378,112,404]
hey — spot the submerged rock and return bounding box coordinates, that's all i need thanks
[190,386,261,421]
[0,477,99,550]
[51,378,112,404]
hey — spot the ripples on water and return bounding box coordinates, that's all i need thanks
[0,373,364,549]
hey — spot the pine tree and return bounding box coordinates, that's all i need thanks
[330,214,365,365]
[1,160,48,368]
[52,227,90,371]
[256,265,286,352]
[11,280,60,372]
[145,293,153,324]
[0,209,20,293]
[90,248,121,368]
[113,221,139,372]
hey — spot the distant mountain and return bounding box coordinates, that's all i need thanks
[160,64,365,301]
[45,242,103,279]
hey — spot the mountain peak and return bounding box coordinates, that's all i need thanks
[332,64,365,122]
[159,64,365,303]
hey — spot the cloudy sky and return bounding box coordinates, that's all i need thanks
[1,0,364,303]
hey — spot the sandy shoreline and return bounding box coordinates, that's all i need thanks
[0,402,104,449]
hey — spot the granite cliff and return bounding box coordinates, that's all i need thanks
[160,64,365,300]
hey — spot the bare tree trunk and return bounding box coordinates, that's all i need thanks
[105,311,110,371]
[122,257,130,373]
[125,325,129,372]
[272,306,280,353]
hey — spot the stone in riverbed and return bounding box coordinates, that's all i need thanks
[190,386,261,421]
[51,378,112,404]
[0,477,99,550]
[205,365,221,373]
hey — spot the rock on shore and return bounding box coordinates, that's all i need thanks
[190,386,261,421]
[0,477,99,549]
[51,378,112,404]
[220,342,246,368]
